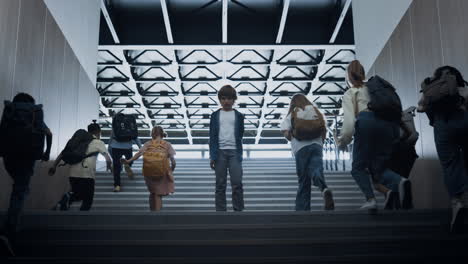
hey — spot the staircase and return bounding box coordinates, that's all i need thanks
[90,158,383,211]
[2,158,468,262]
[3,210,467,263]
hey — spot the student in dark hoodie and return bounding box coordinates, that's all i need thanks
[0,92,52,256]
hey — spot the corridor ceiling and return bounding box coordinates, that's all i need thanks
[97,0,355,146]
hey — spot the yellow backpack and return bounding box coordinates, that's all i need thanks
[143,140,170,179]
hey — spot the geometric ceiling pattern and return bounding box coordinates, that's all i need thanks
[98,0,355,146]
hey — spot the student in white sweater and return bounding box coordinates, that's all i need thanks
[336,60,410,210]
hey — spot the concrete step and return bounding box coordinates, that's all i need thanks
[90,159,369,211]
[2,210,467,262]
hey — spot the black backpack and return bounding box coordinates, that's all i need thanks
[60,129,98,166]
[112,113,138,142]
[0,101,46,159]
[388,107,420,178]
[366,75,403,122]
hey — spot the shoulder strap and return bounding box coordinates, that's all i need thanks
[80,151,100,168]
[313,106,324,121]
[159,140,168,149]
[353,90,359,118]
[291,108,298,130]
[149,139,167,150]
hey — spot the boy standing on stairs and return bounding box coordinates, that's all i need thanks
[209,85,245,211]
[280,93,335,211]
[49,121,112,211]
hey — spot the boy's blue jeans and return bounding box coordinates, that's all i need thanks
[294,144,328,211]
[215,149,244,211]
[2,156,36,236]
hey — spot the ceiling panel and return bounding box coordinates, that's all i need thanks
[98,0,355,146]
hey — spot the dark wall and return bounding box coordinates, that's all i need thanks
[0,0,99,210]
[368,0,468,208]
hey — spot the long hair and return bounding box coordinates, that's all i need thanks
[287,93,313,115]
[347,60,365,88]
[432,66,468,87]
[151,126,167,139]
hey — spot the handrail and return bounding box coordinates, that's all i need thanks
[131,147,293,159]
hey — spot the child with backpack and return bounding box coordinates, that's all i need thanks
[0,92,52,255]
[280,93,335,211]
[335,60,411,211]
[48,120,112,211]
[209,85,245,212]
[418,66,468,231]
[109,113,142,192]
[122,126,176,211]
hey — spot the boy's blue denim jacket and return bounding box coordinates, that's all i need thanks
[209,109,244,162]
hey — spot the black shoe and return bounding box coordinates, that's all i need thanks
[58,193,71,211]
[383,190,395,210]
[0,234,15,257]
[51,203,59,211]
[399,179,413,210]
[322,188,335,210]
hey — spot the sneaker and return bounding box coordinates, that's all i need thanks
[383,190,394,210]
[123,163,134,180]
[0,234,15,257]
[58,192,71,211]
[451,198,464,232]
[399,178,413,209]
[322,188,335,210]
[360,198,377,210]
[113,185,121,192]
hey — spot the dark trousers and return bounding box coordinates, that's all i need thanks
[352,112,402,200]
[111,148,133,186]
[69,177,95,211]
[2,156,36,236]
[433,111,468,198]
[215,149,244,211]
